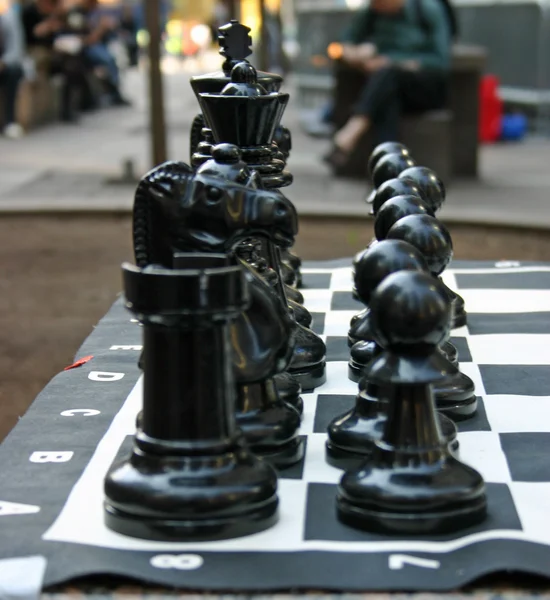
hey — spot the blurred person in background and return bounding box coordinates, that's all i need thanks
[119,1,138,67]
[22,0,95,122]
[0,0,25,138]
[78,0,130,106]
[325,0,452,168]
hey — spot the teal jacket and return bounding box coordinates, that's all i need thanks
[341,0,451,72]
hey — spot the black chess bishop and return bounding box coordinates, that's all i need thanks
[336,270,487,535]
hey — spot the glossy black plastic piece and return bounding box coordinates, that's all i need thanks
[386,214,453,277]
[235,237,311,328]
[337,271,487,535]
[374,195,434,241]
[326,380,459,472]
[348,339,476,419]
[369,177,421,213]
[105,258,280,541]
[133,162,298,268]
[189,20,282,100]
[172,255,305,468]
[372,152,416,189]
[348,239,428,345]
[273,371,304,415]
[367,142,411,182]
[197,65,325,389]
[398,165,446,212]
[200,63,289,150]
[386,214,467,329]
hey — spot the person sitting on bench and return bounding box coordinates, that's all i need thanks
[325,0,452,169]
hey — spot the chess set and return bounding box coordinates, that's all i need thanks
[1,20,550,594]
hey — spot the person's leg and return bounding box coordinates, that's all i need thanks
[84,43,120,86]
[399,69,448,113]
[333,66,401,153]
[1,65,23,125]
[84,44,130,106]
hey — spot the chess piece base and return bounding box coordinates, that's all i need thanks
[337,456,487,535]
[337,492,486,535]
[252,435,306,469]
[104,436,279,542]
[105,499,279,542]
[273,372,303,414]
[326,413,459,471]
[288,360,326,392]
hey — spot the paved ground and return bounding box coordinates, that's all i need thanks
[1,56,550,228]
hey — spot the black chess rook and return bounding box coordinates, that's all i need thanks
[104,257,280,541]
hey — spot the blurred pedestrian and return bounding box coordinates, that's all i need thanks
[119,1,138,67]
[23,0,95,122]
[78,0,130,106]
[0,0,25,138]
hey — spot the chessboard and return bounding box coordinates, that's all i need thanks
[1,258,550,593]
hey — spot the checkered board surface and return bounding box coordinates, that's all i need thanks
[1,258,550,592]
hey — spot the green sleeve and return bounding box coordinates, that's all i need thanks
[412,0,451,70]
[339,8,372,44]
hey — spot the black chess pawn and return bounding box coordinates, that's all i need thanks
[399,165,446,213]
[105,258,279,541]
[374,195,434,241]
[348,237,459,380]
[327,360,459,472]
[367,142,411,182]
[387,213,467,329]
[348,239,429,349]
[386,214,475,419]
[369,177,422,213]
[372,151,416,190]
[337,270,487,535]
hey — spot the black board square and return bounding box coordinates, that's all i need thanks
[301,273,332,289]
[479,365,550,396]
[277,436,307,480]
[456,397,490,432]
[451,336,472,363]
[467,313,550,335]
[500,433,550,482]
[326,337,351,361]
[313,395,356,433]
[310,313,326,336]
[331,292,363,311]
[304,482,521,542]
[456,272,550,290]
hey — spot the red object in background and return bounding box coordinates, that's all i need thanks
[479,75,503,143]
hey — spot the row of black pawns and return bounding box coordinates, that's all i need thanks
[328,141,487,534]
